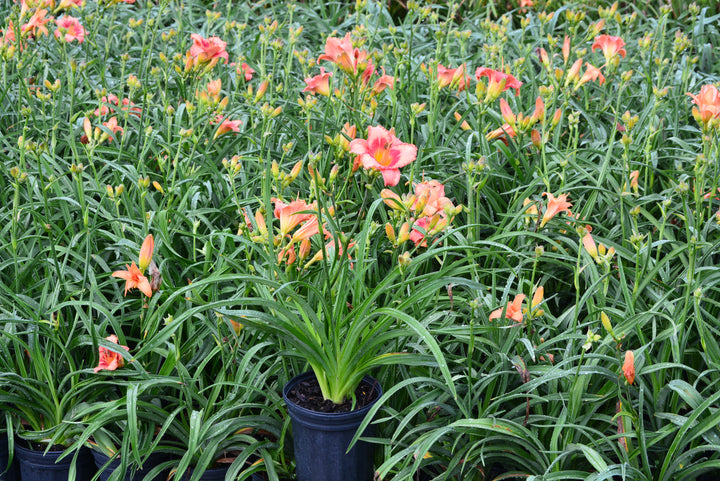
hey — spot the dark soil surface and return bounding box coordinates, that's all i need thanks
[24,441,67,452]
[286,376,380,413]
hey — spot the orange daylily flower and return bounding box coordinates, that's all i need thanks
[687,84,720,128]
[489,294,525,323]
[436,63,469,91]
[21,8,51,37]
[577,62,605,88]
[111,233,154,297]
[273,198,315,237]
[1,20,16,47]
[112,261,152,297]
[94,335,130,373]
[302,67,333,97]
[238,62,255,81]
[212,115,241,139]
[186,33,229,70]
[318,32,368,76]
[623,350,635,385]
[412,180,454,217]
[372,68,395,95]
[540,192,573,227]
[592,35,626,63]
[101,117,123,142]
[54,15,85,43]
[475,67,522,99]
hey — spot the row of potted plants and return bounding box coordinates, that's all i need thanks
[1,232,446,481]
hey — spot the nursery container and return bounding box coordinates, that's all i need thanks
[15,443,94,481]
[92,450,172,481]
[283,372,382,481]
[0,436,18,481]
[181,465,229,480]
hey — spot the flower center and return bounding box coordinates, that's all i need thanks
[373,143,393,167]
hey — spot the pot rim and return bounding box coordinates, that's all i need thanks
[282,371,382,422]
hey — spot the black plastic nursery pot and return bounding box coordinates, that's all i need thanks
[92,450,172,481]
[0,436,19,481]
[180,465,229,480]
[15,443,94,481]
[283,372,382,481]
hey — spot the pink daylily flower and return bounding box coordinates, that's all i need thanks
[349,125,417,187]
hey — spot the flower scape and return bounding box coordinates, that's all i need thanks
[1,0,720,479]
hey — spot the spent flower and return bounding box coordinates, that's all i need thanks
[94,335,130,373]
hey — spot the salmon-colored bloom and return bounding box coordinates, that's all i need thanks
[360,59,375,87]
[317,32,368,76]
[94,335,129,373]
[302,67,332,96]
[304,236,355,268]
[338,122,357,151]
[489,294,525,323]
[349,125,417,187]
[577,62,605,87]
[475,67,522,98]
[101,117,123,142]
[212,115,241,139]
[623,350,635,384]
[21,8,50,37]
[54,15,85,43]
[187,33,228,69]
[409,216,432,247]
[372,68,395,95]
[238,62,255,81]
[413,180,453,217]
[687,84,720,128]
[592,35,626,63]
[112,261,152,297]
[436,63,469,91]
[273,198,314,236]
[540,192,572,227]
[278,244,297,265]
[94,94,119,116]
[206,78,222,98]
[1,20,16,46]
[291,215,322,243]
[120,97,142,117]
